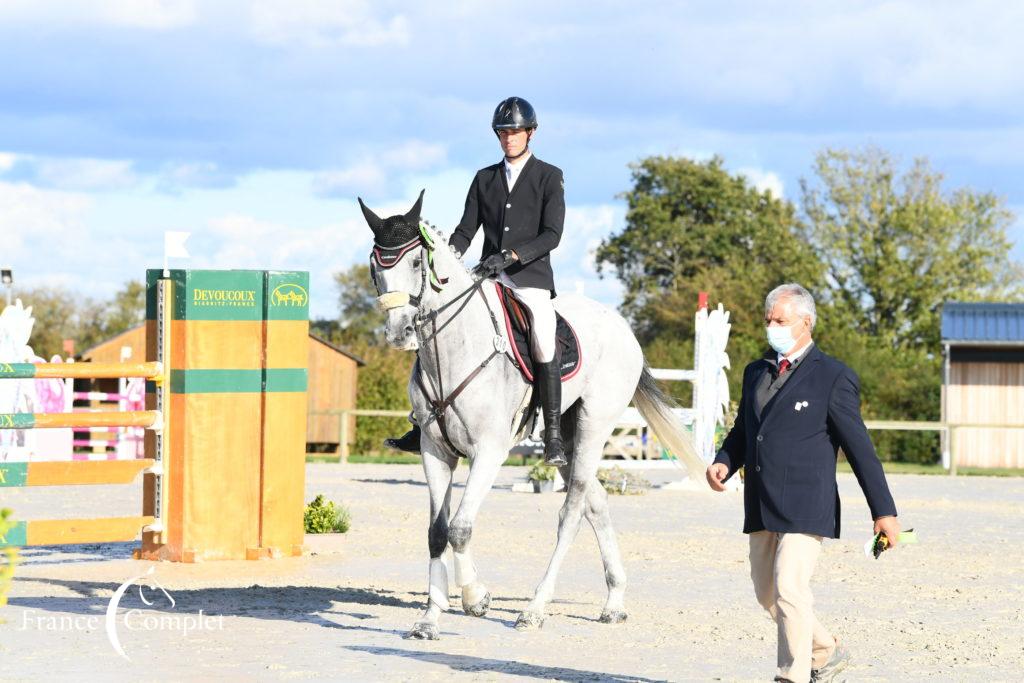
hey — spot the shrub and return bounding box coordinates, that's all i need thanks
[303,495,351,534]
[528,462,556,481]
[597,467,651,495]
[0,508,19,611]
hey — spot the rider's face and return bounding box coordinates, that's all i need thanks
[498,128,530,158]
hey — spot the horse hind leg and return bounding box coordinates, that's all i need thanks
[566,405,628,623]
[584,481,628,623]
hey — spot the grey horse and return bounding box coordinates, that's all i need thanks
[359,194,703,639]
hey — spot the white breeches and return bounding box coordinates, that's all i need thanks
[499,272,556,362]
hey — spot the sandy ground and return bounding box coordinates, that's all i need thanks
[1,463,1022,682]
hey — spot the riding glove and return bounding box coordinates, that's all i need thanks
[477,250,517,277]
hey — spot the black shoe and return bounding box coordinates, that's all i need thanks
[535,360,567,467]
[384,424,421,453]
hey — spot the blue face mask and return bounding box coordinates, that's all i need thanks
[766,323,798,355]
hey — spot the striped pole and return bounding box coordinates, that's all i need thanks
[0,361,162,380]
[0,411,161,430]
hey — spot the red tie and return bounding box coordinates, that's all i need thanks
[778,359,791,376]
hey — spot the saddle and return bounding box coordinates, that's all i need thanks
[493,282,581,383]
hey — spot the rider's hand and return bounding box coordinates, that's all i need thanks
[706,463,729,492]
[478,250,516,277]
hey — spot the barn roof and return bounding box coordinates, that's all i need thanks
[941,302,1024,346]
[309,333,365,366]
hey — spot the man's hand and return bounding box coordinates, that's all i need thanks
[476,250,517,277]
[874,515,901,548]
[706,463,729,492]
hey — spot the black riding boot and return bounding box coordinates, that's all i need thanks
[536,360,567,467]
[384,424,421,453]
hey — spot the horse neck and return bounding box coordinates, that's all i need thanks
[416,249,497,379]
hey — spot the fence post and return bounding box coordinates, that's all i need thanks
[338,409,350,464]
[949,425,957,477]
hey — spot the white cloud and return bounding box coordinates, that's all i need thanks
[97,0,197,29]
[0,181,92,253]
[33,157,138,192]
[0,153,17,172]
[737,167,785,198]
[0,0,196,29]
[248,0,409,48]
[313,140,448,198]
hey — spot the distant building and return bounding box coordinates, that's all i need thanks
[940,303,1024,469]
[82,325,365,453]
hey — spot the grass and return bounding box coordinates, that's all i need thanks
[838,461,1024,477]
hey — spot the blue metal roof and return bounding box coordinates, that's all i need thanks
[941,302,1024,345]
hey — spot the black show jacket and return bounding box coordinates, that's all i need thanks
[449,155,565,293]
[713,345,897,539]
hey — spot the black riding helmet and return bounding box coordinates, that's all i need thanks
[492,97,538,133]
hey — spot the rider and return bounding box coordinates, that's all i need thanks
[385,96,567,467]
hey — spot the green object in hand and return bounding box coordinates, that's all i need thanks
[871,528,917,559]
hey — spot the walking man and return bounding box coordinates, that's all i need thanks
[706,283,901,682]
[386,96,567,466]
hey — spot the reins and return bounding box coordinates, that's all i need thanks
[373,228,512,457]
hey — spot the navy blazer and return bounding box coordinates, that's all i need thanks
[713,345,897,538]
[449,155,565,293]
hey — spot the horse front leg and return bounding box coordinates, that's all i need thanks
[447,444,505,619]
[406,437,457,640]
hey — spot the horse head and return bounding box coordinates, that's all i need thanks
[358,190,431,351]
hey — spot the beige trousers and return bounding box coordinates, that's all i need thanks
[498,272,556,362]
[749,531,836,682]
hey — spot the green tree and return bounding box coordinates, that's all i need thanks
[595,155,824,400]
[801,148,1024,350]
[334,264,384,347]
[799,148,1023,462]
[10,280,147,359]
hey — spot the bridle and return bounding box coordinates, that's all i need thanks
[372,225,512,456]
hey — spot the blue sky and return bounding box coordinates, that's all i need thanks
[2,1,1022,319]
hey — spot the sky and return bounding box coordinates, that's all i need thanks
[2,0,1023,320]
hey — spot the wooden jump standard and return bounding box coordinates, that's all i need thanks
[0,269,310,561]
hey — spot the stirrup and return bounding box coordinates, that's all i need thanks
[384,427,421,454]
[543,433,567,467]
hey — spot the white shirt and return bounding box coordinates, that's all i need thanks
[778,339,813,365]
[504,151,531,191]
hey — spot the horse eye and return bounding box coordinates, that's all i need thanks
[412,257,422,267]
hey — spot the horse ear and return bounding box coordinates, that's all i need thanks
[404,189,425,226]
[357,197,384,233]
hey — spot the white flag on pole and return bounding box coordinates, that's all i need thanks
[164,231,191,259]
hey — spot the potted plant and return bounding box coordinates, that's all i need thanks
[527,462,557,493]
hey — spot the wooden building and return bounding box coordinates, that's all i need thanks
[941,302,1024,468]
[82,325,364,452]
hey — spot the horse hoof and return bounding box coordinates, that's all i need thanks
[462,591,491,617]
[514,611,545,630]
[599,609,628,624]
[404,622,440,640]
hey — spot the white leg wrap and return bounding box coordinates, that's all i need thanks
[453,551,477,588]
[428,557,450,611]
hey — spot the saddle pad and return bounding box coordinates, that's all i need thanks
[494,282,581,383]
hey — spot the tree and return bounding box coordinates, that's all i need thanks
[595,155,824,399]
[7,280,146,359]
[334,264,384,347]
[801,148,1024,350]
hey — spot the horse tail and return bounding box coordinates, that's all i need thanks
[632,364,705,476]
